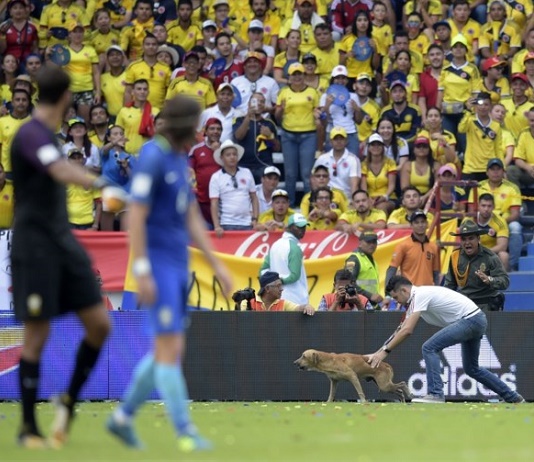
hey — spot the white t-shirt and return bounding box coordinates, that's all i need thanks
[320,91,359,135]
[198,105,244,143]
[256,184,272,214]
[209,167,256,226]
[314,149,361,199]
[232,75,280,112]
[406,285,480,328]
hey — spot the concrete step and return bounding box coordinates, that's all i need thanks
[504,292,534,311]
[507,272,534,292]
[527,242,534,256]
[519,256,534,271]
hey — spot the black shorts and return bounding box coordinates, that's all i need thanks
[12,243,103,322]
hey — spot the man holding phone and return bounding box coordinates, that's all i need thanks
[233,92,280,183]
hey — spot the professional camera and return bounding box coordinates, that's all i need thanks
[232,288,256,311]
[345,285,358,297]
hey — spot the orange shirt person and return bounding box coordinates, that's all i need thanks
[385,209,440,286]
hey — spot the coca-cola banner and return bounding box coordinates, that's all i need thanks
[122,221,458,310]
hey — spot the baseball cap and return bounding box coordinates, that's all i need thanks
[67,148,84,158]
[68,117,86,128]
[216,82,235,93]
[212,0,229,8]
[483,56,506,72]
[487,158,504,169]
[414,135,430,146]
[297,0,315,4]
[288,62,305,75]
[451,34,468,48]
[202,20,217,29]
[389,79,407,90]
[360,231,378,243]
[524,52,534,63]
[244,51,265,62]
[432,20,451,31]
[263,166,281,177]
[356,72,372,82]
[184,51,199,61]
[204,117,222,129]
[330,127,348,139]
[287,213,309,228]
[511,73,529,84]
[408,210,428,223]
[271,189,289,200]
[367,133,384,144]
[331,65,348,78]
[312,163,329,175]
[106,45,125,56]
[438,163,457,176]
[248,19,264,30]
[258,271,280,294]
[302,53,317,63]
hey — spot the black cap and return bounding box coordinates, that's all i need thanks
[432,20,451,31]
[258,271,281,294]
[302,52,317,63]
[360,231,378,242]
[487,158,504,169]
[408,210,427,223]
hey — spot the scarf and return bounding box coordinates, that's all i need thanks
[126,101,155,137]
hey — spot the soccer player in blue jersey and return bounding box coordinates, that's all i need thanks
[106,95,233,451]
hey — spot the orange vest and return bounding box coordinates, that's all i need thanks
[322,292,369,311]
[250,298,286,311]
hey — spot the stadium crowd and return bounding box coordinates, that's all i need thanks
[0,0,533,298]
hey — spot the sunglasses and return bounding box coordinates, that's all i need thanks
[414,143,429,148]
[332,163,337,177]
[250,82,257,93]
[316,195,331,200]
[231,176,238,189]
[314,174,328,178]
[61,11,66,24]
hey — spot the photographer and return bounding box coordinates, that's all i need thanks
[234,271,315,314]
[318,269,372,312]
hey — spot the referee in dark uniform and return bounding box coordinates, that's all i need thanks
[10,66,111,449]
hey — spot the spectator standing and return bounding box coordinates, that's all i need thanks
[380,80,421,143]
[446,0,480,61]
[501,73,530,139]
[236,20,275,76]
[330,0,372,39]
[0,88,31,179]
[490,102,515,166]
[418,44,445,119]
[418,106,458,168]
[279,0,325,54]
[256,166,281,214]
[445,220,509,311]
[116,79,159,155]
[232,51,279,113]
[189,117,222,227]
[249,271,314,314]
[210,32,244,90]
[255,188,294,232]
[314,127,361,199]
[275,62,319,206]
[0,162,14,229]
[273,29,302,87]
[507,108,534,189]
[386,210,441,287]
[233,92,280,183]
[65,149,102,230]
[311,23,340,80]
[166,0,202,53]
[344,231,384,306]
[0,0,38,62]
[468,158,522,271]
[318,269,372,312]
[467,193,510,270]
[62,117,101,173]
[119,0,155,60]
[459,92,502,182]
[376,116,409,168]
[209,139,259,237]
[260,212,309,306]
[88,104,110,149]
[100,45,127,120]
[239,0,280,51]
[124,34,171,110]
[354,73,381,149]
[360,133,397,216]
[199,82,242,143]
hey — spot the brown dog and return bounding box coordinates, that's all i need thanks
[294,349,412,403]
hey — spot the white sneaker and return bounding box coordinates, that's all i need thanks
[412,394,446,404]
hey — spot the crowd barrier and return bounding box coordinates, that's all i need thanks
[1,312,532,401]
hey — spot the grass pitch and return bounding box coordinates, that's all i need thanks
[0,401,533,462]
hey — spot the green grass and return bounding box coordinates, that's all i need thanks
[1,401,534,462]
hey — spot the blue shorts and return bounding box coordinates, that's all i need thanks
[146,260,190,334]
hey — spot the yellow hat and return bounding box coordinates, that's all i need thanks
[451,34,468,48]
[288,62,305,75]
[67,21,84,32]
[330,127,348,139]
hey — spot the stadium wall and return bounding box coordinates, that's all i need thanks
[0,312,531,402]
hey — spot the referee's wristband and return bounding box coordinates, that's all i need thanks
[132,257,152,277]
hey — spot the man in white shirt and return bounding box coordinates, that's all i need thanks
[366,276,525,404]
[198,83,242,142]
[256,166,281,214]
[314,127,361,199]
[260,213,309,305]
[232,51,280,113]
[209,140,259,237]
